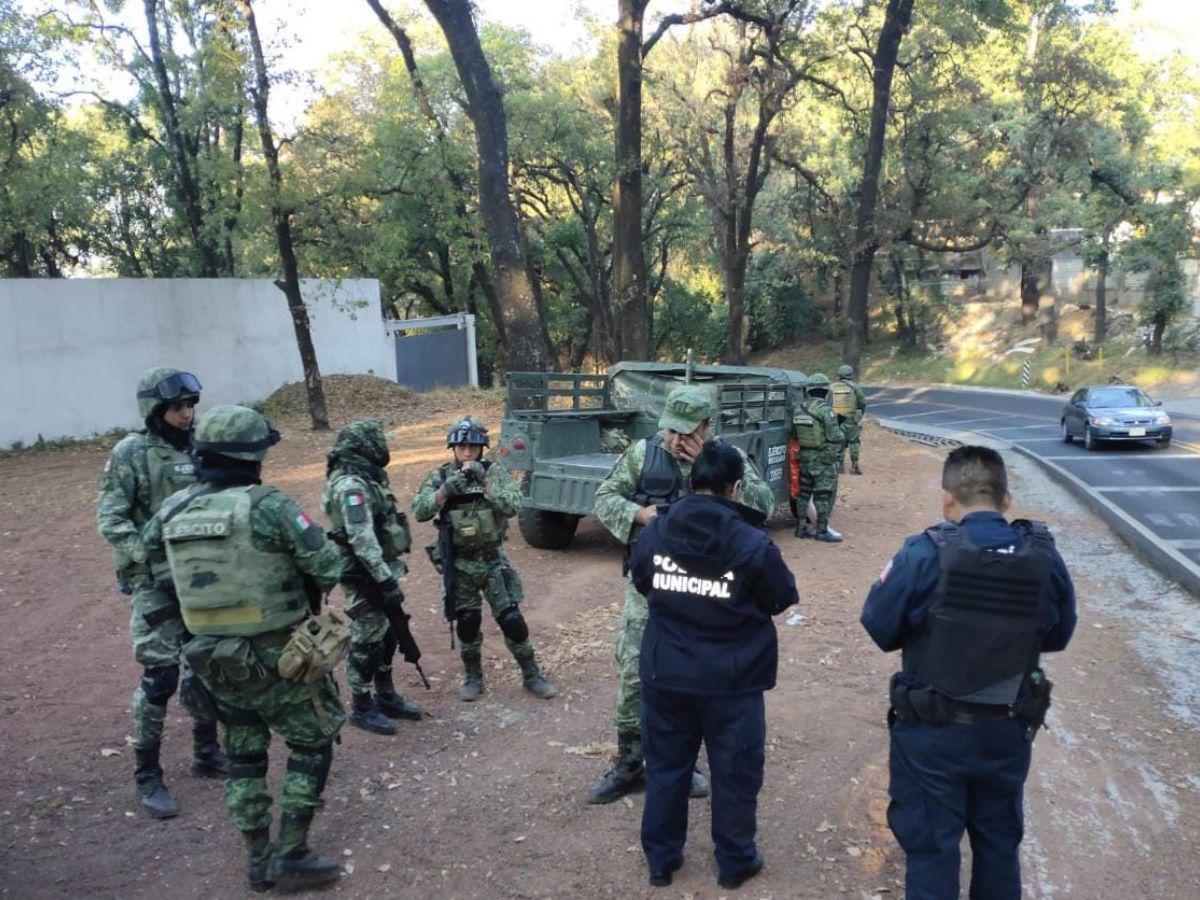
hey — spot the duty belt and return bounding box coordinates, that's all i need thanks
[943,698,1016,726]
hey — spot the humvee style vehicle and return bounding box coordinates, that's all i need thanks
[495,361,806,549]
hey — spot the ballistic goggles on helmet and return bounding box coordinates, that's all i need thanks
[447,419,489,447]
[137,371,202,403]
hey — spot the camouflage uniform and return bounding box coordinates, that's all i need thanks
[95,366,224,818]
[411,417,555,700]
[323,419,421,733]
[588,385,775,804]
[794,380,844,540]
[142,406,347,892]
[835,366,868,472]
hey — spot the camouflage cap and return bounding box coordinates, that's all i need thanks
[837,364,854,379]
[193,405,280,461]
[659,385,713,434]
[332,418,390,467]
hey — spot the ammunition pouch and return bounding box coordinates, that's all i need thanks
[185,635,274,695]
[142,596,182,628]
[277,611,352,685]
[448,504,500,550]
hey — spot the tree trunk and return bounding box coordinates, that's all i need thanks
[1020,261,1040,324]
[1094,245,1108,343]
[612,0,650,360]
[726,256,749,364]
[422,0,551,373]
[238,0,329,430]
[1150,311,1165,356]
[143,0,221,277]
[843,0,915,369]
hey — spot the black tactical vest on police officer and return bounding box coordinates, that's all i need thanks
[632,436,687,508]
[902,520,1055,705]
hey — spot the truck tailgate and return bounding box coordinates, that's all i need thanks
[525,453,618,515]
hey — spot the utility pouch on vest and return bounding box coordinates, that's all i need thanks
[278,611,352,685]
[448,504,499,550]
[209,637,273,694]
[792,410,824,449]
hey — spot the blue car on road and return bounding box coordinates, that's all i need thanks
[1060,385,1173,451]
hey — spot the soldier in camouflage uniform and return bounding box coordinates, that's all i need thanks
[411,417,556,702]
[142,405,348,892]
[587,385,776,805]
[793,373,844,543]
[95,366,228,818]
[835,364,867,475]
[323,418,422,736]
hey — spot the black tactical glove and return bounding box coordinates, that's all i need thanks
[378,577,405,610]
[462,461,487,482]
[442,471,470,497]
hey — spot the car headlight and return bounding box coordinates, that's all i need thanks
[1154,412,1171,425]
[1091,416,1116,426]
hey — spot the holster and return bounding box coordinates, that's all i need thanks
[277,611,352,685]
[1013,670,1053,733]
[889,673,952,726]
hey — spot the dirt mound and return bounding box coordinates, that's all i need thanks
[262,373,416,419]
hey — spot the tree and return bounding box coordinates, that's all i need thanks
[236,0,329,429]
[420,0,551,373]
[843,0,915,369]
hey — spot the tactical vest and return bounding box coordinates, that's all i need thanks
[164,485,310,637]
[325,475,411,561]
[111,436,197,574]
[633,436,687,507]
[830,381,856,415]
[902,520,1056,704]
[442,462,504,551]
[792,404,825,449]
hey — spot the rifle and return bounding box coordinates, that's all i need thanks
[328,528,430,689]
[426,514,459,648]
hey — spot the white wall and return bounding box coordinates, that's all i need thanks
[0,278,392,447]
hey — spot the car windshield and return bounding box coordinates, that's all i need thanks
[1088,388,1153,408]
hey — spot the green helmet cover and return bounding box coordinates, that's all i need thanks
[193,405,280,461]
[836,365,854,379]
[136,366,200,420]
[332,418,390,467]
[806,372,831,388]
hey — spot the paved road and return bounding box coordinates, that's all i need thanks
[867,385,1200,594]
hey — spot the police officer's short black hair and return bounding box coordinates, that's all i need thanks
[942,445,1008,506]
[691,439,744,495]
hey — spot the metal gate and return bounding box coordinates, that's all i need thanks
[388,313,479,391]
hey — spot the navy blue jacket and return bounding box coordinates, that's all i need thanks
[861,511,1077,669]
[631,492,799,696]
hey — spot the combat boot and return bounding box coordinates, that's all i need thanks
[348,692,397,735]
[190,721,230,779]
[852,461,863,475]
[243,827,274,893]
[519,657,557,699]
[793,523,812,539]
[690,769,710,799]
[374,672,423,720]
[587,730,644,804]
[814,528,843,543]
[459,651,484,702]
[134,743,180,819]
[268,811,340,890]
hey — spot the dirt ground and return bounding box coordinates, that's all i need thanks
[2,404,1199,899]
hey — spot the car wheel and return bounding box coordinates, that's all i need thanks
[1084,424,1098,451]
[1060,419,1072,444]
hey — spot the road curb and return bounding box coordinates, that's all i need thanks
[872,415,1200,600]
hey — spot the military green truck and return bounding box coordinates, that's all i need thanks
[495,361,805,549]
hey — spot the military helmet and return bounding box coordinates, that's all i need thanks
[193,405,280,461]
[806,372,831,388]
[836,364,854,379]
[333,418,390,467]
[136,366,201,419]
[447,416,489,448]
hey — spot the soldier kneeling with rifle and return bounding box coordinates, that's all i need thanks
[324,418,427,736]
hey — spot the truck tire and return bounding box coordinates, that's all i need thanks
[518,506,581,550]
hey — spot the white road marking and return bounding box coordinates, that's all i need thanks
[1094,486,1200,492]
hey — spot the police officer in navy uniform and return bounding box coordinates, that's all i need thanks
[861,446,1076,900]
[630,440,798,890]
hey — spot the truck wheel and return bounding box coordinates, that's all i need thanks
[518,506,581,550]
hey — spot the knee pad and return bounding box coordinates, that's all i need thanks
[455,610,482,644]
[349,640,385,678]
[140,664,180,707]
[496,606,529,644]
[228,749,269,781]
[285,741,333,784]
